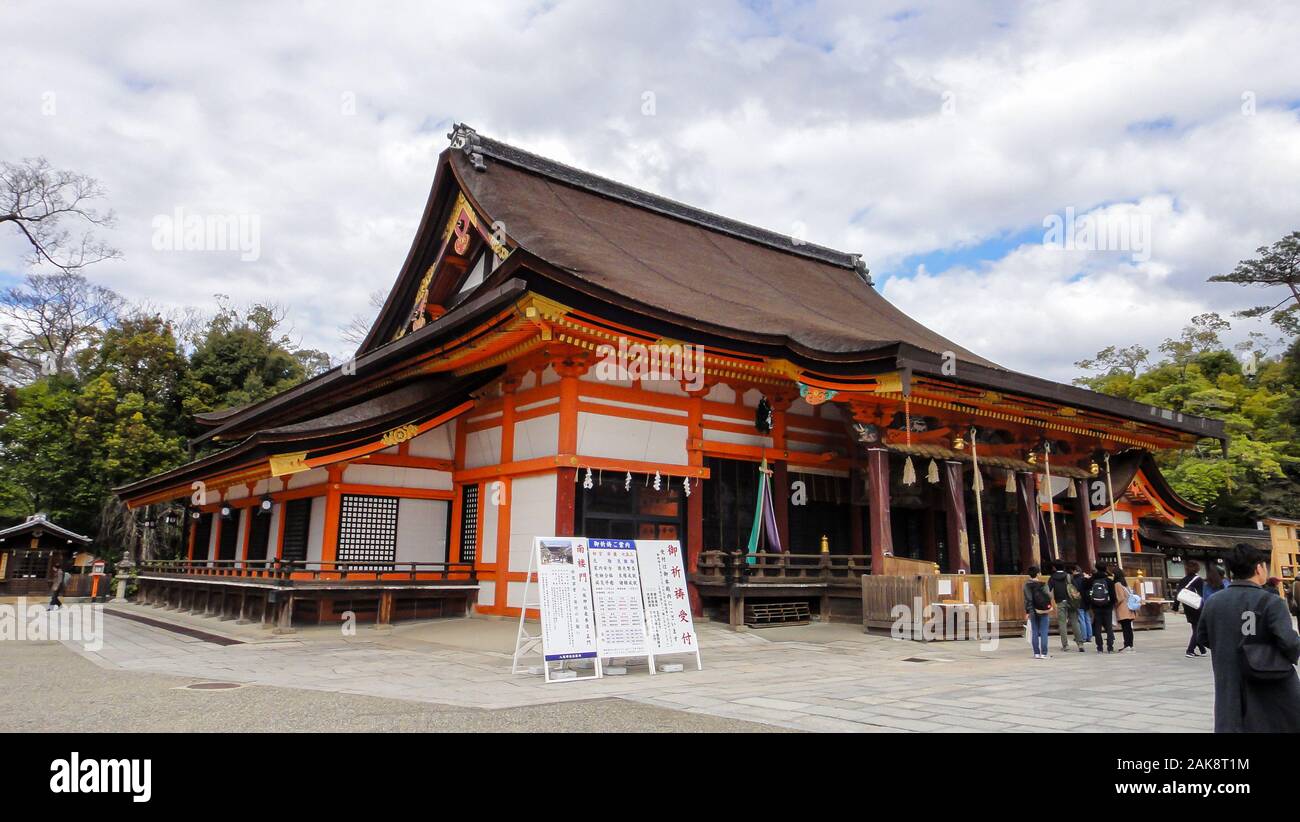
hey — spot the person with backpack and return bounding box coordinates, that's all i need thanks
[1174,559,1208,658]
[1196,543,1300,733]
[1071,564,1094,644]
[1024,565,1054,659]
[1086,562,1117,653]
[1048,562,1083,652]
[1113,568,1138,653]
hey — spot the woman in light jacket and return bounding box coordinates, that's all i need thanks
[1113,568,1137,653]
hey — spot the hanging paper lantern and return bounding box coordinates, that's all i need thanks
[625,471,632,491]
[902,456,916,486]
[653,470,662,491]
[927,459,940,484]
[583,467,594,490]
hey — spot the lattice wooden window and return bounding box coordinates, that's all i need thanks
[337,495,399,569]
[459,484,479,564]
[281,499,313,562]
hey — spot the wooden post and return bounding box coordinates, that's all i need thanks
[495,374,520,614]
[377,590,394,626]
[942,461,971,574]
[866,448,893,573]
[320,465,344,567]
[770,396,791,550]
[273,593,295,634]
[1015,471,1041,573]
[686,389,706,616]
[920,481,939,563]
[1073,477,1098,572]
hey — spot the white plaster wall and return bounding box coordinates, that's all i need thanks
[706,383,735,403]
[225,485,249,502]
[395,498,449,564]
[477,579,496,607]
[705,428,774,450]
[576,412,687,465]
[206,516,218,560]
[479,482,499,563]
[344,464,451,490]
[507,580,528,608]
[507,473,557,573]
[288,467,328,490]
[267,503,281,559]
[306,496,325,566]
[409,420,455,459]
[234,509,247,558]
[786,439,828,454]
[514,414,559,460]
[465,427,503,469]
[639,378,690,397]
[539,364,559,385]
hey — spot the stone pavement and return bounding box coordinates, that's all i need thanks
[48,602,1217,733]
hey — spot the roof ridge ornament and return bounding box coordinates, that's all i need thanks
[850,254,873,287]
[447,122,487,172]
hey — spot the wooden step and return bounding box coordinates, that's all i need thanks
[743,601,811,628]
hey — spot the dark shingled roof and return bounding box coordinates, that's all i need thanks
[451,130,998,366]
[1139,519,1272,553]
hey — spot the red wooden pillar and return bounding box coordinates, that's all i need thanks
[770,396,790,551]
[866,448,893,572]
[186,515,197,561]
[1015,471,1041,573]
[320,465,345,571]
[209,496,223,568]
[1073,477,1097,572]
[686,390,705,615]
[942,461,971,573]
[555,467,576,536]
[496,375,519,613]
[920,480,939,563]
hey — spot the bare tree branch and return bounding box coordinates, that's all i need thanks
[1,157,121,273]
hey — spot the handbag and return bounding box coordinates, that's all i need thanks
[1126,591,1142,612]
[1176,586,1202,611]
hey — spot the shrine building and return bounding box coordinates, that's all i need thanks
[116,124,1226,630]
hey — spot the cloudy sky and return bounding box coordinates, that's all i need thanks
[3,0,1298,381]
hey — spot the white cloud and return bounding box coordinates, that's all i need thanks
[1,0,1298,376]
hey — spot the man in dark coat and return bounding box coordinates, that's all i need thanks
[1085,562,1116,653]
[1197,544,1300,733]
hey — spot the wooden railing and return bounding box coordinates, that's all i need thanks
[137,559,476,583]
[694,550,871,586]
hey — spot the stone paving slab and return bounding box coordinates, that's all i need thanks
[53,605,1220,732]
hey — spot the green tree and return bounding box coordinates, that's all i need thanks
[1210,230,1300,335]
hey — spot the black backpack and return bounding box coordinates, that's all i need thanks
[1031,582,1051,611]
[1088,578,1110,607]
